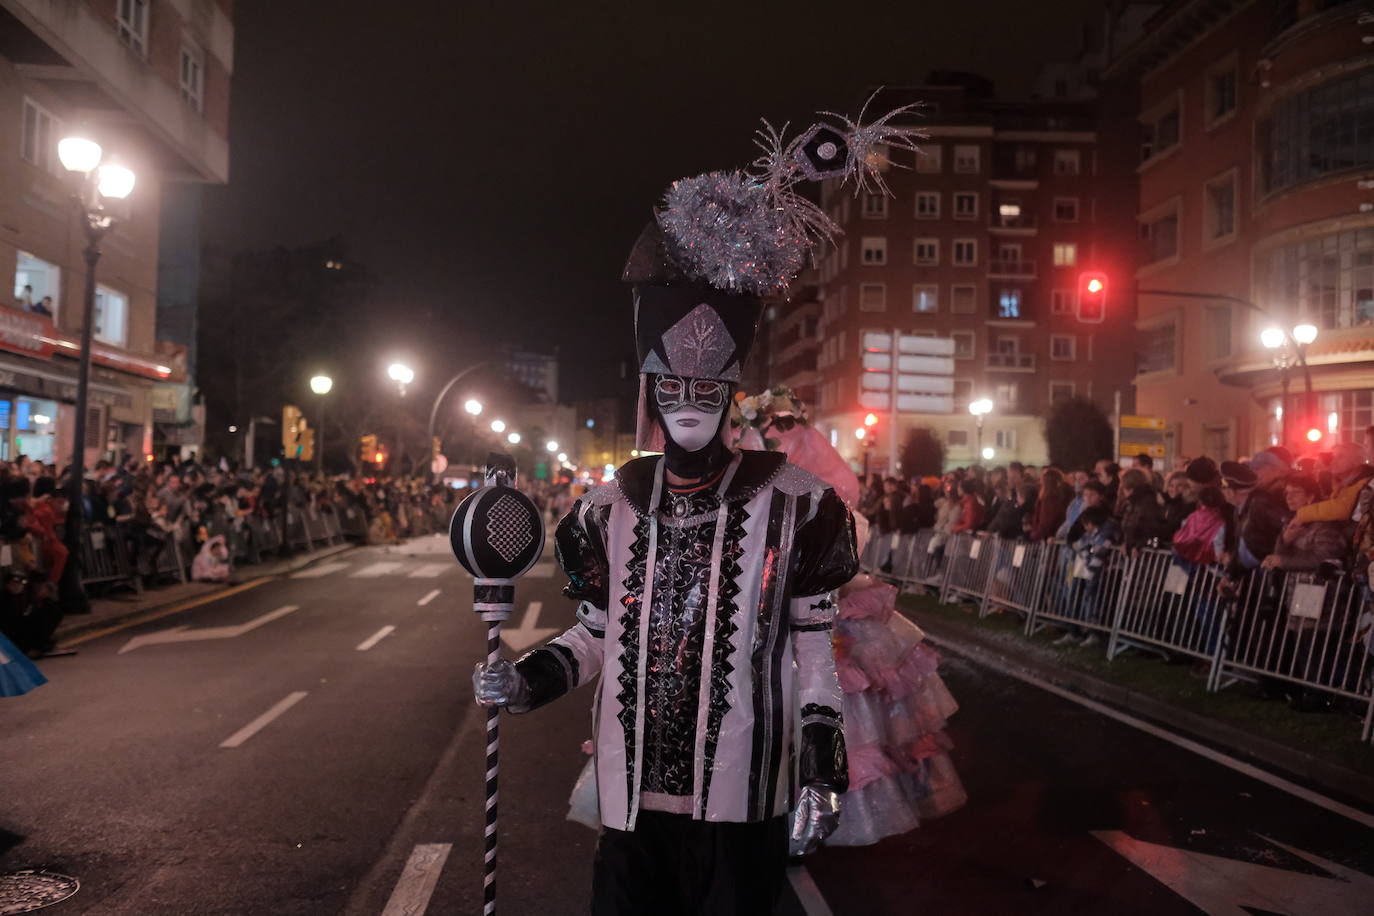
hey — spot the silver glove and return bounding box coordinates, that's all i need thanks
[789,785,841,856]
[472,658,530,711]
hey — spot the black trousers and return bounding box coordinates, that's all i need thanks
[591,811,789,916]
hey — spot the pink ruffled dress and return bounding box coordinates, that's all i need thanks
[824,574,967,845]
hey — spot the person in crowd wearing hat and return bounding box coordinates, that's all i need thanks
[1222,452,1289,578]
[472,102,924,913]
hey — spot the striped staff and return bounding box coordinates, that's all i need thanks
[449,453,545,916]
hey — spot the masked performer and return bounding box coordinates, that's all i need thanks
[475,104,919,914]
[734,389,967,846]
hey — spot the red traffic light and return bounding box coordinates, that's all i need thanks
[1077,272,1108,324]
[1306,428,1323,443]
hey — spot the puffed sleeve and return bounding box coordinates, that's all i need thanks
[512,498,610,712]
[788,487,857,790]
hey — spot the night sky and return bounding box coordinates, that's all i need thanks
[204,0,1108,403]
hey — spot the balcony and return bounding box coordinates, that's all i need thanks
[988,259,1037,279]
[986,351,1036,371]
[989,212,1038,234]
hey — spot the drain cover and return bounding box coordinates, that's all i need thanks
[0,871,79,914]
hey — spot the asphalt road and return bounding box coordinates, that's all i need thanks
[3,534,1372,915]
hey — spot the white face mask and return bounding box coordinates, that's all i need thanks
[663,405,724,452]
[653,374,728,453]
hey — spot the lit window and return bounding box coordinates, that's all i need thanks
[913,284,938,313]
[1053,243,1077,267]
[1053,149,1081,175]
[915,192,940,219]
[913,238,940,266]
[997,288,1022,319]
[116,0,149,57]
[14,251,61,320]
[180,44,205,113]
[953,145,980,173]
[860,236,887,266]
[1050,335,1076,360]
[953,239,978,266]
[94,285,129,346]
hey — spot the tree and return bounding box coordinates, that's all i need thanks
[1044,397,1114,470]
[899,426,945,478]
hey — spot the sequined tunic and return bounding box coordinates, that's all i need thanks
[514,450,857,829]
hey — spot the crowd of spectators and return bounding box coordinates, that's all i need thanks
[0,453,465,659]
[861,426,1374,663]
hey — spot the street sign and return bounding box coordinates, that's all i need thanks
[1119,414,1169,466]
[431,454,449,475]
[1119,443,1165,458]
[1122,415,1166,430]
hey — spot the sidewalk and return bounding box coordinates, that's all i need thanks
[54,542,355,647]
[898,591,1374,808]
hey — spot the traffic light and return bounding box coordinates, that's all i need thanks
[282,404,302,452]
[359,433,378,466]
[299,427,315,462]
[1077,272,1107,324]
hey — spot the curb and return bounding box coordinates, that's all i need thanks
[906,608,1374,810]
[55,542,359,644]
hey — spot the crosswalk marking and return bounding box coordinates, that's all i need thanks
[291,561,350,579]
[417,589,440,607]
[352,561,404,578]
[381,843,452,916]
[407,563,449,578]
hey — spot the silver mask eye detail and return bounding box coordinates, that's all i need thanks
[654,375,727,415]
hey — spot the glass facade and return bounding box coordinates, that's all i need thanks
[1257,66,1374,195]
[1262,227,1374,330]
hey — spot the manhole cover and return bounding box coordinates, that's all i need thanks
[0,870,79,914]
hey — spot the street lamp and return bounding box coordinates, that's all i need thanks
[507,432,522,445]
[310,374,333,473]
[1261,324,1319,450]
[557,452,568,462]
[546,440,559,453]
[969,398,993,460]
[464,398,483,416]
[57,134,135,613]
[387,362,415,394]
[982,446,996,461]
[491,419,506,433]
[423,363,492,484]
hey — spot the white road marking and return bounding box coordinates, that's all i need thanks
[380,843,452,916]
[118,605,300,654]
[417,589,441,607]
[525,563,555,579]
[787,866,835,916]
[290,561,350,579]
[500,601,558,652]
[352,561,405,578]
[926,633,1374,830]
[219,691,308,748]
[357,625,396,652]
[407,563,449,578]
[1095,830,1374,915]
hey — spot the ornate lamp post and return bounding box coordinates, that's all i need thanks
[968,398,994,462]
[1261,323,1318,450]
[57,135,136,613]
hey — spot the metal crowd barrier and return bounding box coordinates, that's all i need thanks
[872,527,1374,742]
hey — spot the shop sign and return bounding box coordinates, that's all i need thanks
[0,310,56,360]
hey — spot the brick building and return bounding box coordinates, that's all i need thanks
[1108,0,1374,461]
[810,77,1139,473]
[0,0,231,464]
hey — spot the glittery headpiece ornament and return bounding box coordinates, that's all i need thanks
[653,93,923,298]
